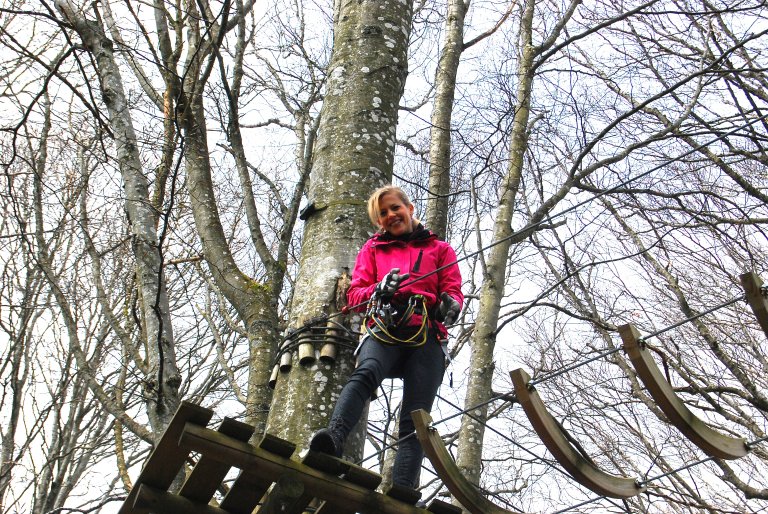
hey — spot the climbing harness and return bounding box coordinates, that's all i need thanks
[364,293,430,346]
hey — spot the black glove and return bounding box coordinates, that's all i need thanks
[436,292,460,326]
[375,268,409,300]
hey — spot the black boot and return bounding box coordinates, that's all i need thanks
[309,425,344,457]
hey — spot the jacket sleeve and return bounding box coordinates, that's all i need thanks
[347,240,378,311]
[437,242,464,309]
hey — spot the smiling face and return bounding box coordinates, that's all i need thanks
[377,192,415,236]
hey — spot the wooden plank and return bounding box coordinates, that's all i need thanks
[619,324,749,460]
[412,410,518,514]
[179,422,427,514]
[179,418,255,503]
[301,450,383,490]
[300,449,350,475]
[259,432,297,458]
[256,472,313,514]
[133,483,229,514]
[425,499,462,514]
[385,483,421,505]
[220,434,293,514]
[510,369,644,499]
[343,463,383,490]
[740,272,768,339]
[119,402,213,514]
[219,469,271,514]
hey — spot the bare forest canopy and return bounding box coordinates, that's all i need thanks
[1,0,767,512]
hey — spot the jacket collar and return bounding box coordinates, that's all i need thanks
[374,223,435,245]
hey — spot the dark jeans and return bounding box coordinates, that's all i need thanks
[330,331,445,488]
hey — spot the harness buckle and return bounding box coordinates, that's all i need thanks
[364,294,430,347]
[377,301,398,328]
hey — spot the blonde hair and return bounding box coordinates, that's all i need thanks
[367,185,420,231]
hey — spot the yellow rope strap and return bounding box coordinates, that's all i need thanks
[364,294,429,347]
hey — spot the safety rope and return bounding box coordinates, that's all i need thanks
[364,294,430,347]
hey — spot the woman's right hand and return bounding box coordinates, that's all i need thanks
[375,268,410,300]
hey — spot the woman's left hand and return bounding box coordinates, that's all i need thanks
[436,292,461,325]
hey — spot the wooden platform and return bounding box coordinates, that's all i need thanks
[119,272,765,513]
[118,402,461,514]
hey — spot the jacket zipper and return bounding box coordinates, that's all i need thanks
[413,249,423,273]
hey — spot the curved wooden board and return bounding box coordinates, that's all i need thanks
[510,369,643,499]
[412,410,517,514]
[740,272,768,340]
[619,324,749,460]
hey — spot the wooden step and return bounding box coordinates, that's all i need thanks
[119,402,213,514]
[220,432,297,514]
[180,417,255,504]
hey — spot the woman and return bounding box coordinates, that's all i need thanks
[310,185,463,489]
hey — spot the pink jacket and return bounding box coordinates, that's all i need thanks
[347,226,463,340]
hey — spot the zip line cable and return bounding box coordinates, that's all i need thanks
[282,109,768,343]
[271,108,766,364]
[639,434,768,487]
[357,388,577,491]
[553,434,768,513]
[274,113,768,506]
[390,108,768,296]
[360,389,767,513]
[434,393,566,477]
[431,384,764,513]
[528,293,747,387]
[639,295,746,342]
[355,394,547,513]
[353,289,760,511]
[285,287,749,421]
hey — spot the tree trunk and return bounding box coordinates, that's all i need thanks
[267,0,414,451]
[425,0,469,237]
[180,82,281,436]
[454,0,536,486]
[54,0,181,437]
